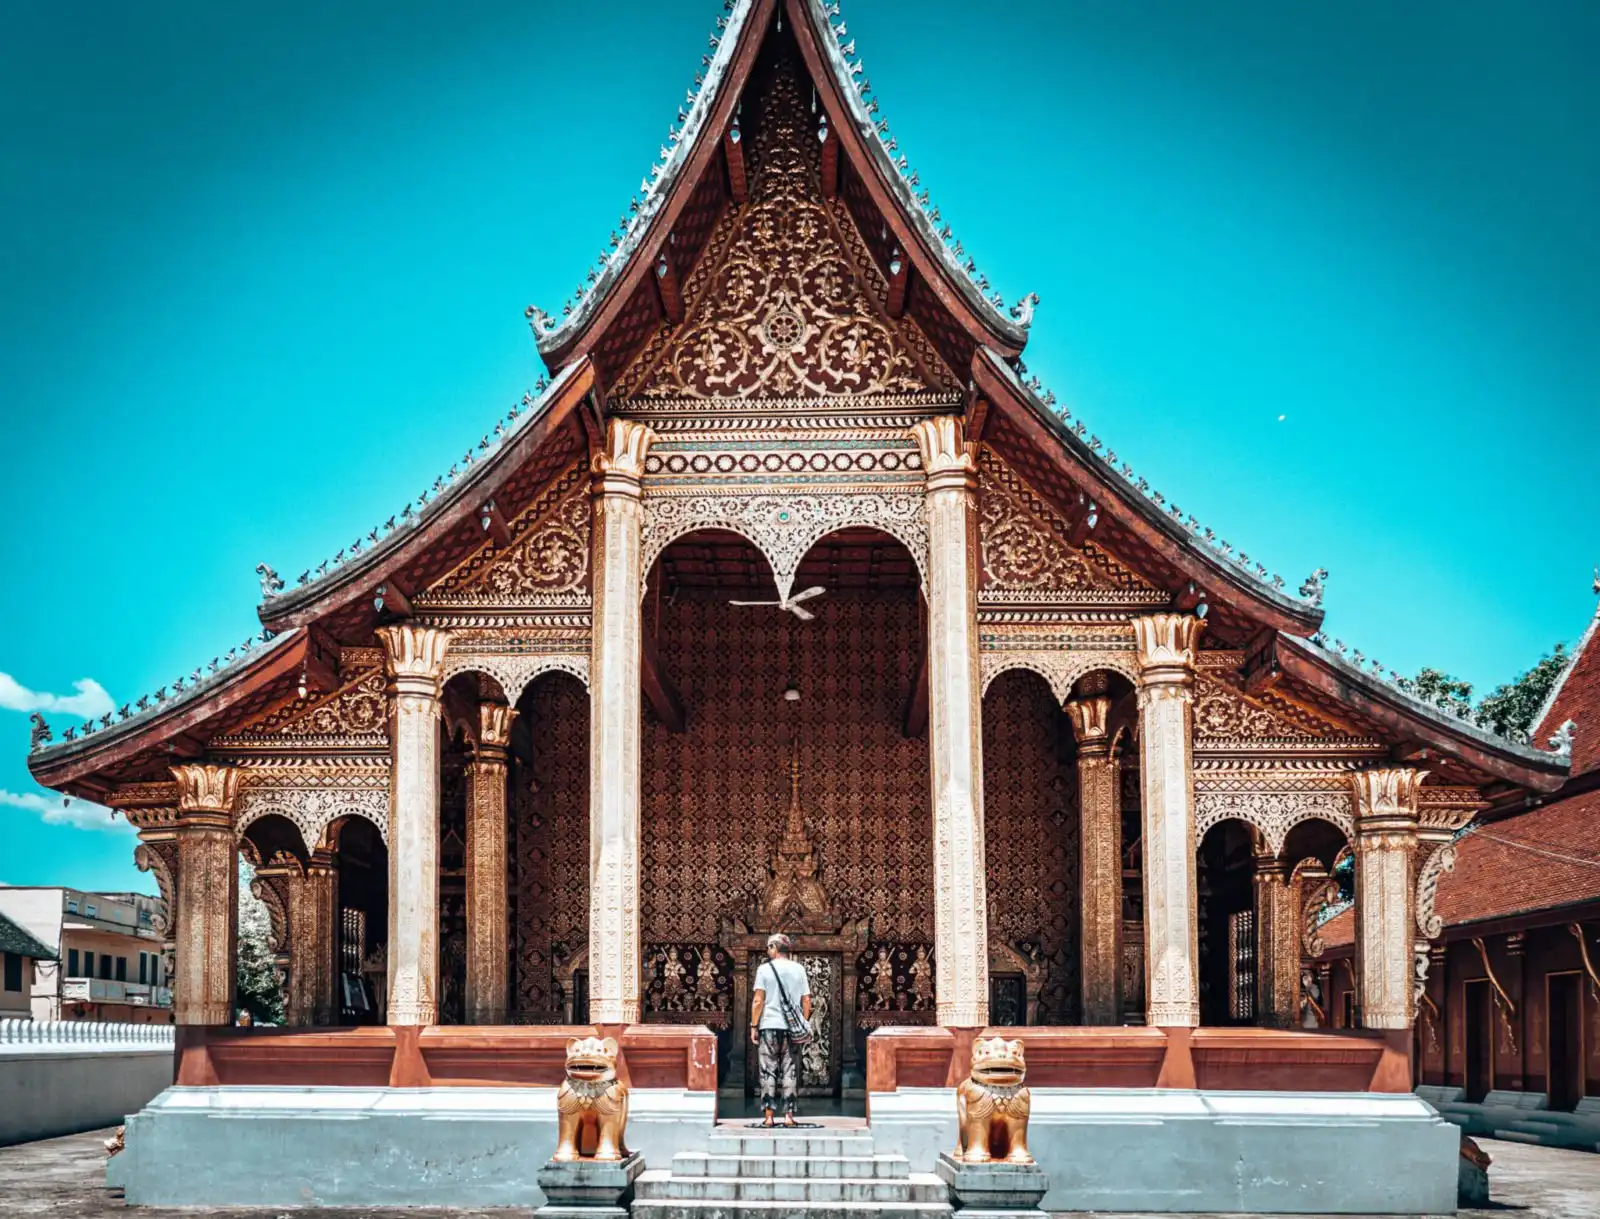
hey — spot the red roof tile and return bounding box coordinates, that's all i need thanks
[1535,611,1600,776]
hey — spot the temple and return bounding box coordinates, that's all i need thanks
[27,1,1572,1211]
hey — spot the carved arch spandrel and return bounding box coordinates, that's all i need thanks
[440,654,591,703]
[235,780,389,851]
[978,651,1140,705]
[1192,787,1354,858]
[640,490,929,603]
[133,841,177,939]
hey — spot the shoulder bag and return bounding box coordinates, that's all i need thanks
[764,962,815,1046]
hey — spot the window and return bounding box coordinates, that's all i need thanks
[1227,910,1256,1023]
[99,954,112,980]
[68,948,80,977]
[3,953,21,992]
[115,957,127,982]
[84,904,97,918]
[65,899,79,914]
[139,954,148,984]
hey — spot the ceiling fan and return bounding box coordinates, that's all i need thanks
[729,585,827,621]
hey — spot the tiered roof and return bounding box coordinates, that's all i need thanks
[26,0,1569,806]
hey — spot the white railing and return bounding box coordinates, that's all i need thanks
[0,1019,174,1050]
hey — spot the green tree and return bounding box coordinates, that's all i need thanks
[1397,643,1571,744]
[236,859,285,1025]
[1476,643,1569,742]
[1395,667,1475,719]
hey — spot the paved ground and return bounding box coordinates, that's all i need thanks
[5,1127,1600,1217]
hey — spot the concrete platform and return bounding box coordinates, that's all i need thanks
[870,1087,1461,1214]
[12,1127,1600,1217]
[112,1085,714,1208]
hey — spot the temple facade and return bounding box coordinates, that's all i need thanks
[28,0,1569,1118]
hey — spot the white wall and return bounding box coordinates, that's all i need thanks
[0,1020,173,1146]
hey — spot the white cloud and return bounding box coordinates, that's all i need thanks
[0,673,115,720]
[0,788,129,833]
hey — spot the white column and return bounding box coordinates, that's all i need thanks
[169,764,241,1026]
[378,623,451,1026]
[466,702,516,1024]
[588,418,654,1025]
[909,416,989,1028]
[1133,613,1203,1028]
[1352,767,1425,1030]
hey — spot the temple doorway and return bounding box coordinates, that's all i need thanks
[332,816,387,1025]
[640,526,924,1113]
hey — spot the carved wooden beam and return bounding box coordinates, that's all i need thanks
[303,627,342,694]
[1241,628,1281,695]
[885,243,909,319]
[1066,490,1099,548]
[903,646,929,738]
[641,628,687,733]
[653,243,686,326]
[963,384,990,443]
[373,577,414,620]
[478,499,512,549]
[724,119,749,205]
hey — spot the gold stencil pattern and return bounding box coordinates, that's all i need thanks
[982,668,1081,1024]
[617,57,941,399]
[640,593,932,941]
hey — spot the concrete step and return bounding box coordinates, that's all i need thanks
[706,1133,875,1159]
[637,1172,944,1204]
[632,1196,953,1219]
[671,1151,909,1179]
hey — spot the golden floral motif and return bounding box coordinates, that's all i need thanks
[617,62,937,399]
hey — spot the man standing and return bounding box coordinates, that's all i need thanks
[749,932,812,1127]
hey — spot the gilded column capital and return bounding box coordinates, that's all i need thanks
[1132,613,1204,689]
[170,764,241,826]
[378,623,451,687]
[1352,767,1427,835]
[476,703,518,757]
[1065,695,1114,757]
[908,416,977,493]
[591,418,656,494]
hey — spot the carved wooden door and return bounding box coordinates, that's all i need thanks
[746,952,842,1097]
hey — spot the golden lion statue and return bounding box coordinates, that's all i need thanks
[554,1036,629,1162]
[955,1036,1033,1164]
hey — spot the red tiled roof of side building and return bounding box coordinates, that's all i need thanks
[1320,906,1354,949]
[1436,788,1600,924]
[1318,789,1600,952]
[1534,609,1600,776]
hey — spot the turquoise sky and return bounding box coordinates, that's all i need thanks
[2,1,1595,891]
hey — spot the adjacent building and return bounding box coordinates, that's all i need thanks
[0,887,172,1024]
[1317,588,1600,1137]
[0,909,56,1019]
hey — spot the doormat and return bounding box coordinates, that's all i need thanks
[737,1120,827,1129]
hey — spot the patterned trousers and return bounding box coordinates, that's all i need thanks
[757,1029,799,1115]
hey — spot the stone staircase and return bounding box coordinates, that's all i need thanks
[631,1126,952,1219]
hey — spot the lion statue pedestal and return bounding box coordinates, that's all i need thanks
[936,1036,1049,1215]
[535,1037,642,1218]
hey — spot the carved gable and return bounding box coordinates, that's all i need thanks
[421,462,591,608]
[1193,665,1360,743]
[614,56,949,400]
[215,664,387,746]
[977,447,1160,603]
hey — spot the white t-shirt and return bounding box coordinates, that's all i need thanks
[754,958,811,1031]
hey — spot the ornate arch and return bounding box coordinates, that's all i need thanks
[978,650,1139,706]
[1415,841,1458,941]
[1193,791,1354,857]
[640,491,929,602]
[236,785,389,850]
[440,654,591,703]
[133,843,175,939]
